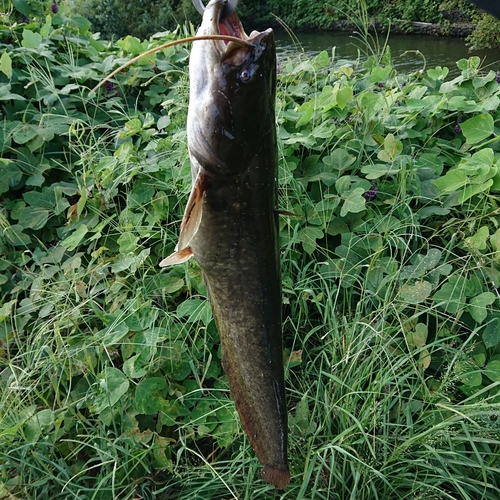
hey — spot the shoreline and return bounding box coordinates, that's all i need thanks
[248,20,476,39]
[246,10,478,39]
[330,20,475,38]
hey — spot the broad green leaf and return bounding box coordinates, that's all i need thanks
[12,0,31,16]
[312,50,329,69]
[24,409,54,444]
[433,276,467,314]
[458,180,493,204]
[465,147,495,168]
[299,226,324,255]
[283,132,316,148]
[433,169,467,193]
[406,323,428,348]
[323,148,356,172]
[160,275,185,294]
[124,307,158,332]
[468,292,496,324]
[23,188,57,208]
[117,232,139,253]
[369,65,392,84]
[484,360,500,382]
[490,228,500,252]
[316,85,336,111]
[427,66,449,80]
[13,124,38,145]
[416,206,450,219]
[399,281,433,304]
[93,368,129,413]
[0,52,12,79]
[445,96,479,113]
[61,224,88,251]
[457,56,480,71]
[483,319,500,348]
[400,249,442,279]
[71,15,92,32]
[361,163,400,179]
[120,118,143,138]
[157,115,171,130]
[191,399,213,425]
[482,95,500,112]
[464,226,489,251]
[95,321,130,345]
[164,341,191,380]
[40,14,52,38]
[460,369,482,387]
[123,353,148,379]
[337,86,353,109]
[378,134,403,163]
[135,378,167,414]
[215,407,239,448]
[0,84,25,101]
[290,393,317,436]
[301,155,338,185]
[360,91,383,118]
[111,248,150,273]
[18,206,49,230]
[297,104,314,127]
[4,224,30,246]
[0,300,17,323]
[0,162,22,194]
[460,113,494,145]
[472,71,496,88]
[340,188,366,217]
[153,435,174,469]
[416,153,444,176]
[418,348,431,371]
[492,169,500,191]
[472,344,487,367]
[22,29,43,49]
[177,299,212,324]
[120,35,144,56]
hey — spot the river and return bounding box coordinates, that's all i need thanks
[275,30,500,76]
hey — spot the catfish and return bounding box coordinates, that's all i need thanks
[160,0,289,489]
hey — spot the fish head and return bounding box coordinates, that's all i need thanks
[187,0,276,176]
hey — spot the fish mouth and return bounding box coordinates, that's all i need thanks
[204,0,272,61]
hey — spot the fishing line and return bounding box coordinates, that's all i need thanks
[91,34,252,92]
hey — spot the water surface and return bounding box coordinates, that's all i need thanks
[275,30,500,76]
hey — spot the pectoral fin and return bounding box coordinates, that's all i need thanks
[159,246,193,267]
[159,172,205,268]
[177,171,205,250]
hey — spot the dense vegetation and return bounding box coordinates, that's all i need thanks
[62,0,198,40]
[61,0,500,47]
[1,3,500,500]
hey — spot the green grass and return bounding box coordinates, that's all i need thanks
[1,6,500,500]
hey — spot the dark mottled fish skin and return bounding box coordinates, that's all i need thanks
[159,0,289,489]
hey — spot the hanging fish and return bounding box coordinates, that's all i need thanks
[160,0,289,490]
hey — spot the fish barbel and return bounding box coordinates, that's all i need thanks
[160,0,289,489]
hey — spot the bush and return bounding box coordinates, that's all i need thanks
[62,0,198,39]
[466,11,500,48]
[239,0,447,28]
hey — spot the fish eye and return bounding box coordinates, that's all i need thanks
[239,68,253,83]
